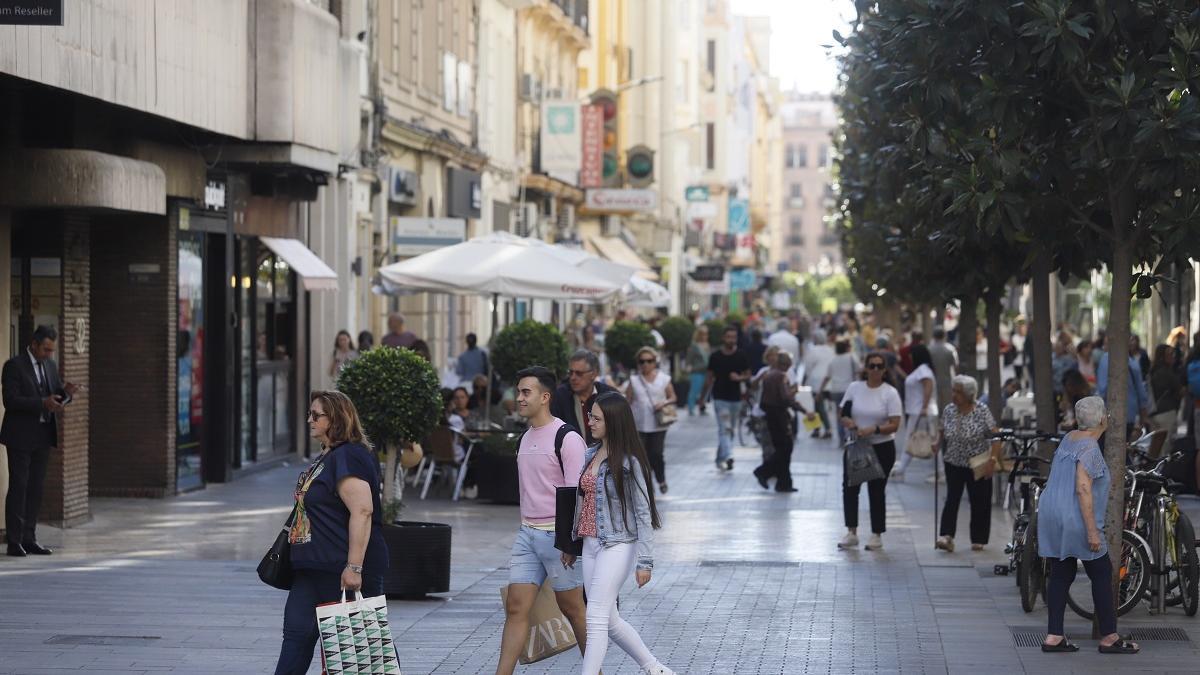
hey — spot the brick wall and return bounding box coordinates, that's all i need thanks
[89,213,175,498]
[42,214,92,526]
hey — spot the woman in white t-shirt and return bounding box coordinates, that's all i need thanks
[894,344,938,482]
[825,339,860,445]
[625,346,677,495]
[838,351,903,552]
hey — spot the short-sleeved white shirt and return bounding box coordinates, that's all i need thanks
[840,381,903,444]
[903,364,937,416]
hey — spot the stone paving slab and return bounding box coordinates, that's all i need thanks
[3,413,1200,673]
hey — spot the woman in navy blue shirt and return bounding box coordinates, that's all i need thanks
[275,390,389,674]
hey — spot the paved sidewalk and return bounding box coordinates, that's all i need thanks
[2,413,1200,673]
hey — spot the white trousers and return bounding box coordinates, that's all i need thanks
[580,537,658,674]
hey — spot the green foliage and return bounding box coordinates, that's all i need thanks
[336,347,443,449]
[604,321,656,370]
[491,319,569,380]
[658,316,694,356]
[725,311,746,328]
[704,318,729,347]
[796,273,857,317]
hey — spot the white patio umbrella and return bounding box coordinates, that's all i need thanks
[378,231,634,302]
[622,275,671,307]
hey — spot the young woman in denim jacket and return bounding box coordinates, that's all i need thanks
[560,392,673,675]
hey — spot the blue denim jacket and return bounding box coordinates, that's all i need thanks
[571,444,656,570]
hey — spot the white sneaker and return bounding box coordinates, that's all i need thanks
[837,533,859,549]
[865,534,883,551]
[644,664,677,675]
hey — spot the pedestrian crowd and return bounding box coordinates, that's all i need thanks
[254,303,1196,670]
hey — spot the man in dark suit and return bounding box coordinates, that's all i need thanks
[2,325,78,557]
[549,349,618,445]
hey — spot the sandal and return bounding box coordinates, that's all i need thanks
[1040,639,1079,653]
[1098,639,1139,654]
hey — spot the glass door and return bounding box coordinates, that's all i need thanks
[176,231,205,491]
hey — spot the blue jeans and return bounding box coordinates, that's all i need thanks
[275,568,385,675]
[713,399,740,463]
[687,372,707,413]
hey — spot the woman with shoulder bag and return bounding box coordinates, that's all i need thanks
[838,351,903,551]
[625,347,677,495]
[561,393,675,675]
[935,375,1002,553]
[274,390,389,675]
[893,344,938,483]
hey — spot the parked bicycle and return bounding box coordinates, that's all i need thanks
[990,428,1061,613]
[1064,436,1198,619]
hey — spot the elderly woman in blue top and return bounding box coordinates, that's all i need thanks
[1037,396,1139,655]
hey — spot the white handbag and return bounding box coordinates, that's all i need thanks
[905,416,935,459]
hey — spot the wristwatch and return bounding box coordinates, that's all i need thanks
[346,563,364,574]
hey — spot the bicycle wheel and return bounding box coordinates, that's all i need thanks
[1019,513,1043,612]
[1176,512,1199,616]
[1066,530,1151,620]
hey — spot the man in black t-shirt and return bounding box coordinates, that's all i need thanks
[701,325,751,471]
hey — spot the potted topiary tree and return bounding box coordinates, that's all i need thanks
[490,319,570,381]
[705,318,729,347]
[337,346,450,597]
[474,320,570,503]
[658,315,695,400]
[603,321,655,376]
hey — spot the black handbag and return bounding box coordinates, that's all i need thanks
[554,486,583,556]
[257,512,296,590]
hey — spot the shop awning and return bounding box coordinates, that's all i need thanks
[585,235,658,281]
[259,237,339,291]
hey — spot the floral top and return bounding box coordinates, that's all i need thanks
[577,472,598,537]
[940,402,996,467]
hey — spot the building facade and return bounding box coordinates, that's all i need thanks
[780,91,840,274]
[372,0,488,367]
[0,0,356,527]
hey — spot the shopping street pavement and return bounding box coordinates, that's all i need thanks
[5,412,1200,673]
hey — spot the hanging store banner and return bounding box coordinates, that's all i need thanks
[580,105,604,188]
[540,100,582,173]
[728,199,750,235]
[584,189,657,212]
[729,269,757,292]
[392,217,467,256]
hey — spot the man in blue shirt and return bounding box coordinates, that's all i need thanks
[455,333,489,383]
[1097,336,1151,439]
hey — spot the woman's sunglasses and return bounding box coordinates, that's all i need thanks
[865,363,886,370]
[638,358,656,364]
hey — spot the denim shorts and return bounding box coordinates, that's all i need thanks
[508,525,583,591]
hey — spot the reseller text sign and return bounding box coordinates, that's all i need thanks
[0,0,62,25]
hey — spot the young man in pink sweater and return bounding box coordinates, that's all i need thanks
[496,366,588,675]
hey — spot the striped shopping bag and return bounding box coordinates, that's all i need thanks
[316,591,402,674]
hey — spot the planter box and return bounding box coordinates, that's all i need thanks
[382,521,451,598]
[474,449,521,505]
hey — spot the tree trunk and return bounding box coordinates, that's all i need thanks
[1101,227,1135,638]
[985,287,1005,421]
[1031,253,1056,435]
[957,292,979,385]
[383,442,399,504]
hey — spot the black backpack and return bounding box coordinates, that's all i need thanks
[518,422,585,556]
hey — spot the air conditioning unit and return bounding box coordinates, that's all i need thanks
[513,203,540,237]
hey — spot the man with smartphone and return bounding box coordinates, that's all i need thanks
[2,325,79,557]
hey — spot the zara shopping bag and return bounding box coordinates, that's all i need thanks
[499,580,578,664]
[844,434,886,487]
[316,591,402,674]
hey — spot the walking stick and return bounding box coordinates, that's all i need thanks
[933,446,939,549]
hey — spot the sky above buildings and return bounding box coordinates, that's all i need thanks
[731,0,854,94]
